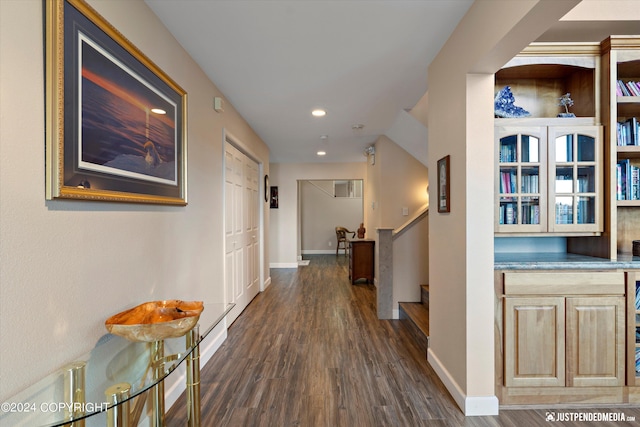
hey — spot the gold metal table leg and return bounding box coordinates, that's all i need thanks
[105,383,131,427]
[151,340,165,427]
[186,326,201,427]
[64,361,86,427]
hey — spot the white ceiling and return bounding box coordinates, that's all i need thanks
[145,1,637,164]
[145,0,474,163]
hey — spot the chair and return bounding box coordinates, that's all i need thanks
[335,226,355,256]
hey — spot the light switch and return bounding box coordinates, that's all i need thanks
[402,207,409,216]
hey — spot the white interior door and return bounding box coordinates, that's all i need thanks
[224,141,260,324]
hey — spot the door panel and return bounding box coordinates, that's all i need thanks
[504,297,565,387]
[566,296,625,387]
[224,142,261,324]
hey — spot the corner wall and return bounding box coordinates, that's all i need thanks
[426,0,580,415]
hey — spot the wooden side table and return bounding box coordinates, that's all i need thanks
[349,239,374,284]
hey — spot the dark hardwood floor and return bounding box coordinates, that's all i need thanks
[166,255,640,426]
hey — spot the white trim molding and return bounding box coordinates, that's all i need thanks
[427,348,499,416]
[269,262,299,269]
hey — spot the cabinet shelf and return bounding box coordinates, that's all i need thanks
[618,200,640,207]
[617,146,640,159]
[618,96,640,104]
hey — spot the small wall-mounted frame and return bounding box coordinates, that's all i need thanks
[270,186,278,209]
[437,155,450,213]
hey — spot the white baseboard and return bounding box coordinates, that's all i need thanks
[263,276,272,291]
[269,262,299,268]
[301,250,335,255]
[427,348,499,416]
[392,308,400,319]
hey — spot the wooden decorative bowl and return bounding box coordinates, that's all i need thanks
[105,300,204,342]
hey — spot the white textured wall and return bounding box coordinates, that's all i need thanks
[269,163,366,266]
[0,0,269,400]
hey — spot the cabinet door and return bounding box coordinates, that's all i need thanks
[566,296,625,387]
[548,126,602,233]
[495,126,548,233]
[504,297,565,387]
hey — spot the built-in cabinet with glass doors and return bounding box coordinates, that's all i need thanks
[496,120,601,234]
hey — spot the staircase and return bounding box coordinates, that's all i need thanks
[398,284,429,356]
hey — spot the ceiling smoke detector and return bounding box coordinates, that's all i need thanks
[352,124,364,130]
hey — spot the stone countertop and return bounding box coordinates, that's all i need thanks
[495,252,640,270]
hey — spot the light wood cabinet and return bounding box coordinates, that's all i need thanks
[500,271,626,393]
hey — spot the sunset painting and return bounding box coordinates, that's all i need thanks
[79,33,177,185]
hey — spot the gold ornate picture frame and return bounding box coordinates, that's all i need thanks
[45,0,187,205]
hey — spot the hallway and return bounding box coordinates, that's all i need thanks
[166,255,640,426]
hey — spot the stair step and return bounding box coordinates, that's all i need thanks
[399,302,429,354]
[420,284,429,306]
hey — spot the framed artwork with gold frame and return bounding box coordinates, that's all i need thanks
[45,0,187,205]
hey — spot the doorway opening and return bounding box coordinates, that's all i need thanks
[297,179,364,259]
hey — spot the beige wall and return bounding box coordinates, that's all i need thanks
[392,215,429,306]
[427,0,580,415]
[0,0,269,400]
[269,162,366,266]
[367,135,429,230]
[300,181,363,253]
[365,135,429,313]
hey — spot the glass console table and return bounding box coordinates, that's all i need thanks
[0,302,234,427]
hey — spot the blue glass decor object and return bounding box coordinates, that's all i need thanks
[494,86,530,118]
[557,93,575,117]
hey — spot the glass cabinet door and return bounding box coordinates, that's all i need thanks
[548,126,601,232]
[496,127,547,232]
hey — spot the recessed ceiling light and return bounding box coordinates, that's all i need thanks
[312,109,326,117]
[151,108,166,115]
[317,150,326,156]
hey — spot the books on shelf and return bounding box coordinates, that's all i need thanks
[521,204,540,225]
[616,159,640,201]
[617,80,640,97]
[499,202,517,225]
[499,202,540,225]
[617,117,639,146]
[500,171,516,194]
[499,143,517,162]
[499,171,539,194]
